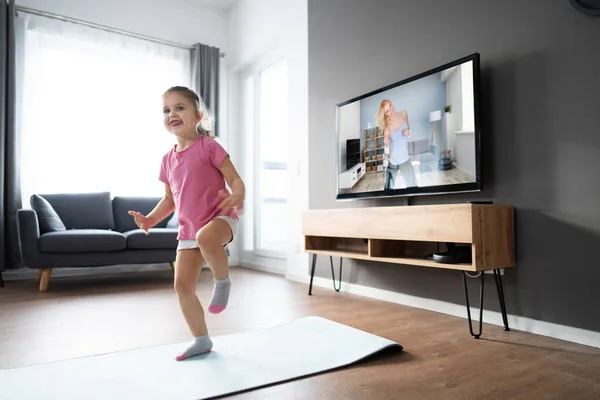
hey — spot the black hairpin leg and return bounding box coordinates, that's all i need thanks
[308,254,343,295]
[462,271,484,339]
[308,253,317,295]
[330,256,342,292]
[493,269,510,331]
[0,271,4,287]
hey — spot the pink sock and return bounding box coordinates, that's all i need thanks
[208,276,231,314]
[175,335,212,361]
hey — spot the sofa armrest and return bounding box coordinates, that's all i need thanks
[17,209,42,267]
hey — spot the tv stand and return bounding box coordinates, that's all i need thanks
[302,203,515,338]
[338,162,365,193]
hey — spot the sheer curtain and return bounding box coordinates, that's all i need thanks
[19,13,190,207]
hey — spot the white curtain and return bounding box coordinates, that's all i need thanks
[19,13,190,207]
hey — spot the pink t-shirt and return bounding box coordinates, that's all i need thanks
[159,135,238,240]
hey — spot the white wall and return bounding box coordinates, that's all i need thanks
[444,63,476,177]
[444,67,462,156]
[454,132,476,177]
[338,101,361,174]
[227,0,304,72]
[455,63,476,177]
[227,0,308,277]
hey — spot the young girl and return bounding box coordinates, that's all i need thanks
[128,86,245,361]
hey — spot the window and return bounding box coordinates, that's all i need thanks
[257,58,288,256]
[239,58,289,259]
[19,13,190,206]
[461,61,475,132]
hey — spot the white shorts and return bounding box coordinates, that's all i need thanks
[176,215,239,252]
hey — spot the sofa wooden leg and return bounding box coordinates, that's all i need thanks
[36,269,43,283]
[39,268,52,292]
[169,262,175,274]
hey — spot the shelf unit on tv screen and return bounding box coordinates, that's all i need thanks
[302,203,515,339]
[362,126,385,173]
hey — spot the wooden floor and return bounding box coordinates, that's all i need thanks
[350,171,385,193]
[416,165,475,187]
[344,165,475,194]
[1,267,600,399]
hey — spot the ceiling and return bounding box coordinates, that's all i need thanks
[187,0,239,11]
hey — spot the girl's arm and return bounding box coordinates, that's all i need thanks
[129,184,175,234]
[146,184,176,225]
[218,156,245,214]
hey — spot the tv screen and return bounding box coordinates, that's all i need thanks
[336,53,482,200]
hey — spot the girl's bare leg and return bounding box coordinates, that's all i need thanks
[196,218,233,313]
[173,248,212,360]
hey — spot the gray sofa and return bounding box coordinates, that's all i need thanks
[17,192,179,292]
[408,138,437,172]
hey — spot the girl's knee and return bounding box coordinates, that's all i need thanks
[174,278,195,296]
[196,229,219,250]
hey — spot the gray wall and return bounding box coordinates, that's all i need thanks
[308,0,600,332]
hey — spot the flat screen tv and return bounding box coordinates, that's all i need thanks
[335,53,482,200]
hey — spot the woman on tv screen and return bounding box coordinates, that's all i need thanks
[377,100,417,190]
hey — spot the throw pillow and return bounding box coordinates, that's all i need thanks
[30,194,67,233]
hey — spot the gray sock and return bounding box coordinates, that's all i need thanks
[208,276,231,314]
[175,334,213,361]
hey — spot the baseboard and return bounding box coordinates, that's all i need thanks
[286,274,600,349]
[240,261,285,275]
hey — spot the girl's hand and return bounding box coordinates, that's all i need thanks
[128,210,152,235]
[218,189,244,215]
[402,129,411,137]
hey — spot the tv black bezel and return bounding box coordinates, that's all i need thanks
[335,52,483,201]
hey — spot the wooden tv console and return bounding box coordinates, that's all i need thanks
[302,202,515,338]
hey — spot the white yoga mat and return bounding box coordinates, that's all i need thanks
[0,316,402,400]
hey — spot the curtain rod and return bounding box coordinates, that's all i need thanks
[15,6,225,57]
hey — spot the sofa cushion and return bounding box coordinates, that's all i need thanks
[409,139,433,155]
[124,228,179,250]
[112,196,174,232]
[37,192,115,230]
[30,194,67,233]
[166,211,179,228]
[39,230,126,253]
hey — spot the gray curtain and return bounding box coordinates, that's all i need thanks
[1,0,22,273]
[191,43,220,137]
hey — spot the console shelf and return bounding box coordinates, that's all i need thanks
[305,236,473,270]
[303,203,514,272]
[302,203,515,339]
